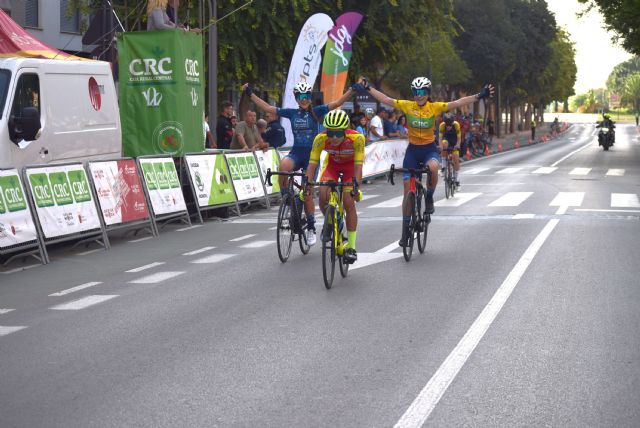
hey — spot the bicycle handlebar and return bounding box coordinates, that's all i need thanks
[264,168,306,187]
[387,164,430,186]
[308,175,359,197]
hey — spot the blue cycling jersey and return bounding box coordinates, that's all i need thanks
[277,104,329,149]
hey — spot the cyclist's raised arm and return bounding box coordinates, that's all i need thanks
[357,77,395,107]
[242,83,277,114]
[326,86,356,110]
[447,84,494,110]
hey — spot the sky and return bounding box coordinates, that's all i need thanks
[546,0,633,94]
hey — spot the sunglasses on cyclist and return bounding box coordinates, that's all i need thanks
[326,129,345,138]
[295,92,312,101]
[412,88,429,97]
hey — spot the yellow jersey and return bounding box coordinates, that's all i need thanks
[394,99,448,145]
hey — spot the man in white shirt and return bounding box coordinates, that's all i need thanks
[368,107,386,142]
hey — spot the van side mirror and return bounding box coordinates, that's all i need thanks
[9,107,41,144]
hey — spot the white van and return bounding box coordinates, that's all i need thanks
[0,57,121,169]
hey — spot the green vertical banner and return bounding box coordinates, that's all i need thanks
[118,30,205,157]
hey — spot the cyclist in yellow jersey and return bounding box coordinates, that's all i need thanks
[357,76,493,246]
[439,113,462,188]
[305,109,365,264]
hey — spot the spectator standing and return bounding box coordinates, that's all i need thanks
[263,111,286,148]
[356,114,367,138]
[384,110,401,138]
[635,113,639,126]
[397,114,408,136]
[231,110,269,151]
[147,0,177,30]
[204,114,216,149]
[531,119,537,141]
[369,107,386,142]
[216,101,234,149]
[257,118,268,141]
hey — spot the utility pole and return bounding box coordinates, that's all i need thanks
[207,0,217,123]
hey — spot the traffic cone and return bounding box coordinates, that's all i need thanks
[497,142,503,152]
[514,140,520,149]
[528,138,533,145]
[484,144,490,156]
[465,147,471,160]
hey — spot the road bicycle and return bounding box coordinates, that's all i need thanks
[265,169,310,262]
[468,129,492,157]
[388,163,431,261]
[308,173,358,289]
[441,147,457,199]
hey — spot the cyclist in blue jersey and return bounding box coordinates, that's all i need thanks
[242,81,355,246]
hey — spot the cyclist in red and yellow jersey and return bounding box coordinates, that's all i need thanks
[305,109,365,264]
[357,76,493,247]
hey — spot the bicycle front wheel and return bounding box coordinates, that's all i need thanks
[276,197,294,263]
[296,200,310,255]
[339,233,349,278]
[444,165,451,199]
[417,189,429,254]
[403,192,416,262]
[322,207,336,289]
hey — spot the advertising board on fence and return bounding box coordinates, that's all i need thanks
[138,158,187,215]
[25,165,101,238]
[254,149,280,194]
[89,160,150,226]
[0,169,38,247]
[184,153,236,207]
[225,153,265,201]
[363,139,409,178]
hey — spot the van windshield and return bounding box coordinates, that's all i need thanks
[0,69,11,120]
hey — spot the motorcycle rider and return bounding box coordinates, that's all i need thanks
[596,113,616,146]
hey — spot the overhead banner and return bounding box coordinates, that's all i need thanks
[254,149,281,194]
[25,165,101,238]
[138,158,187,215]
[184,153,236,207]
[89,160,150,226]
[362,139,409,178]
[225,153,265,201]
[281,13,334,147]
[118,30,205,157]
[0,169,38,247]
[320,11,364,103]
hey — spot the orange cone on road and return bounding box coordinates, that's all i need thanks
[465,147,471,160]
[498,142,503,152]
[528,138,533,145]
[514,140,520,149]
[484,144,490,156]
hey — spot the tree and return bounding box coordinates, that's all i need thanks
[620,73,640,114]
[577,0,640,56]
[537,29,577,107]
[606,56,640,95]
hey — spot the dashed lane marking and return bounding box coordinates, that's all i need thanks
[126,262,165,273]
[549,192,585,207]
[176,225,203,232]
[191,254,236,264]
[606,169,625,176]
[512,214,536,219]
[0,326,27,336]
[0,264,40,275]
[182,246,216,256]
[129,271,185,284]
[50,295,119,310]
[434,192,482,207]
[569,167,591,175]
[0,309,16,315]
[128,236,154,243]
[76,249,102,256]
[611,193,640,208]
[370,195,404,208]
[239,240,275,248]
[230,234,256,242]
[495,167,523,174]
[49,282,102,297]
[532,167,557,174]
[488,192,533,207]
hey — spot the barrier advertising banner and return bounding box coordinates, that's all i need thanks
[363,139,409,178]
[185,154,236,207]
[25,165,101,238]
[119,30,205,157]
[225,153,265,201]
[0,169,38,247]
[254,149,281,194]
[320,12,364,103]
[89,160,150,226]
[138,158,187,215]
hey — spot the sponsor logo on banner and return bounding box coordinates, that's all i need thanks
[0,175,27,212]
[190,87,198,107]
[139,158,187,215]
[88,77,102,111]
[128,55,173,83]
[142,87,163,107]
[164,162,180,188]
[153,121,184,155]
[49,172,73,206]
[141,163,158,190]
[195,171,205,191]
[154,163,170,189]
[67,170,92,203]
[29,173,55,208]
[185,58,200,83]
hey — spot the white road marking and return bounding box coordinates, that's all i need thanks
[230,234,256,242]
[176,225,203,232]
[129,271,185,284]
[462,183,526,186]
[555,206,569,215]
[76,249,102,256]
[49,282,102,297]
[182,246,216,256]
[50,295,119,310]
[361,194,380,201]
[0,309,15,315]
[370,195,405,208]
[376,242,401,254]
[569,167,591,175]
[434,192,482,207]
[1,264,40,275]
[575,208,640,213]
[606,169,625,176]
[551,142,592,167]
[0,326,27,336]
[611,193,640,208]
[191,254,236,264]
[394,219,559,428]
[268,226,278,230]
[239,240,275,248]
[512,214,535,219]
[126,262,165,273]
[350,252,404,271]
[532,167,557,174]
[488,192,533,207]
[550,192,584,207]
[495,167,522,174]
[128,236,154,243]
[463,167,490,175]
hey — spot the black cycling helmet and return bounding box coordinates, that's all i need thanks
[443,113,454,125]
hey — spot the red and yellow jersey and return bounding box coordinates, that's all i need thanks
[309,129,365,167]
[394,99,448,145]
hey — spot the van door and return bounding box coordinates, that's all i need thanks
[5,68,51,167]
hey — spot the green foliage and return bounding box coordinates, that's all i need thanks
[577,0,640,56]
[606,56,640,94]
[537,29,577,105]
[620,73,640,112]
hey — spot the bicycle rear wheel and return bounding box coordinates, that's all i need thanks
[322,207,336,289]
[276,196,294,263]
[296,199,310,255]
[444,164,451,199]
[403,192,416,262]
[448,162,456,198]
[416,188,428,254]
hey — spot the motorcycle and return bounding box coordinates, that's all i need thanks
[598,127,613,151]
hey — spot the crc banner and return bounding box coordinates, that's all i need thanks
[25,165,101,238]
[362,139,409,179]
[184,153,236,207]
[89,160,150,226]
[281,13,334,147]
[138,158,187,216]
[118,30,205,157]
[320,12,364,103]
[225,153,265,201]
[0,169,38,247]
[254,149,281,194]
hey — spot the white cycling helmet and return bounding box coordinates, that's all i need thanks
[293,81,313,94]
[411,76,432,91]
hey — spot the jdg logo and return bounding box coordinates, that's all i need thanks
[28,173,55,208]
[153,163,170,189]
[163,162,180,188]
[0,175,27,212]
[67,170,92,203]
[49,172,74,206]
[141,163,158,190]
